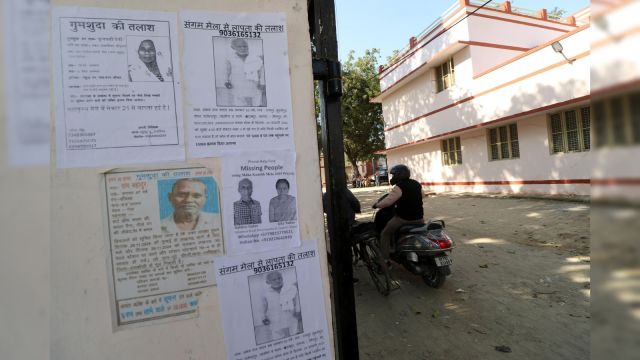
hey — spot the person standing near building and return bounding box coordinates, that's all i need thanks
[372,164,424,260]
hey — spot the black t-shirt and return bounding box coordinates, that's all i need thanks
[395,179,424,221]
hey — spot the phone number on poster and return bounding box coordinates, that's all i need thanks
[253,260,294,274]
[218,30,261,38]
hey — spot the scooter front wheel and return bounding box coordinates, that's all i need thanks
[360,241,391,296]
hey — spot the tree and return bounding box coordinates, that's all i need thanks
[340,49,385,177]
[548,7,567,20]
[386,49,401,65]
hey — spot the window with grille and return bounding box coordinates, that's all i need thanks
[488,124,520,160]
[436,58,455,93]
[441,137,462,166]
[593,91,640,147]
[548,106,591,153]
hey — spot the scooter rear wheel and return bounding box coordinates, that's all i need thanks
[422,265,447,288]
[360,241,391,296]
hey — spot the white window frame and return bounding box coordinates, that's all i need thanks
[435,57,455,93]
[441,136,462,166]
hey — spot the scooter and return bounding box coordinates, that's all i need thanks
[374,196,454,288]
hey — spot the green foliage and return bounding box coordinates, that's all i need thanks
[340,49,385,175]
[386,49,401,65]
[548,6,567,20]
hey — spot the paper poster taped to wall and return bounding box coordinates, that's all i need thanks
[52,7,184,168]
[181,10,294,158]
[4,0,51,166]
[215,241,332,360]
[104,167,223,328]
[222,150,299,255]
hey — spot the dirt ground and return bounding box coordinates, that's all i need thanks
[346,187,590,360]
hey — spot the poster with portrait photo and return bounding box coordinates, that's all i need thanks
[52,6,184,168]
[103,166,223,329]
[222,150,300,255]
[215,241,332,360]
[181,10,294,158]
[212,37,266,107]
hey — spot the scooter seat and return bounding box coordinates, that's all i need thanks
[398,223,427,234]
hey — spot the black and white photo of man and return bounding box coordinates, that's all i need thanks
[213,37,266,107]
[233,178,262,225]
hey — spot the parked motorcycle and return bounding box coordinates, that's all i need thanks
[373,195,454,288]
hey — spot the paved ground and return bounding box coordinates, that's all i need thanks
[347,187,590,360]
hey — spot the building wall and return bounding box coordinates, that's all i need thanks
[387,114,591,195]
[383,25,590,150]
[378,0,576,94]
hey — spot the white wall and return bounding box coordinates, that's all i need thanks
[466,12,571,48]
[0,3,50,359]
[386,114,591,195]
[468,46,522,76]
[49,1,328,359]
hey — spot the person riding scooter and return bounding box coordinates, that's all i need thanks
[372,164,424,261]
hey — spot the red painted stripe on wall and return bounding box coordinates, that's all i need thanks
[592,178,640,186]
[421,179,591,186]
[419,179,640,187]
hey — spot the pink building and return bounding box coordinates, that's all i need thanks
[373,0,592,195]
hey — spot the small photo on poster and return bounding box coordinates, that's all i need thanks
[127,36,174,82]
[233,178,263,226]
[248,267,303,345]
[267,178,297,223]
[212,37,266,107]
[158,177,220,233]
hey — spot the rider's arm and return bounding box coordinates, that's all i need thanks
[375,186,402,208]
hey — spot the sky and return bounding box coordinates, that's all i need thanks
[335,0,589,64]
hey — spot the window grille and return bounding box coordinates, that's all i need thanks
[548,107,591,153]
[488,124,520,160]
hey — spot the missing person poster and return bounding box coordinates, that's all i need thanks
[222,150,300,255]
[181,10,294,158]
[4,0,50,166]
[215,241,332,360]
[52,7,184,168]
[104,167,223,328]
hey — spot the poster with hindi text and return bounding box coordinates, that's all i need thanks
[215,241,332,360]
[104,166,223,328]
[222,150,299,255]
[182,10,294,158]
[52,6,184,168]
